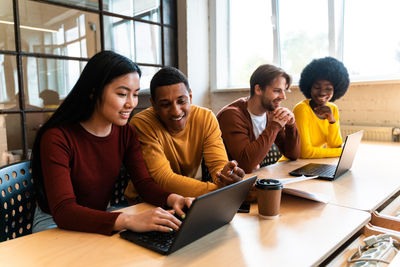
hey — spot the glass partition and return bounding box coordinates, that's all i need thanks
[0,0,177,164]
[19,0,100,58]
[139,66,160,90]
[0,0,15,51]
[0,55,18,109]
[104,17,161,64]
[22,56,85,108]
[103,0,160,23]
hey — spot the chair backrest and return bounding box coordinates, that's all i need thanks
[109,165,130,207]
[0,160,36,242]
[201,144,282,181]
[201,158,212,182]
[259,143,282,168]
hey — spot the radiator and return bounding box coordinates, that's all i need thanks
[340,125,396,142]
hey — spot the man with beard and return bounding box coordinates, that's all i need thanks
[124,66,245,201]
[217,64,300,173]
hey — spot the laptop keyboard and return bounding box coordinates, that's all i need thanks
[120,212,185,253]
[127,230,176,252]
[302,164,336,177]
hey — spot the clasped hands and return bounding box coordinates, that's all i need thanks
[271,107,295,127]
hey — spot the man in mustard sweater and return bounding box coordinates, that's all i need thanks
[125,67,245,200]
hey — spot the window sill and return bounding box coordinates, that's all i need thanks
[211,87,250,93]
[212,79,400,92]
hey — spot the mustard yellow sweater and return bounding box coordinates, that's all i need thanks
[293,99,343,158]
[125,105,228,198]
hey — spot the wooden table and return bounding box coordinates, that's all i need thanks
[1,141,398,266]
[0,197,369,267]
[251,141,400,212]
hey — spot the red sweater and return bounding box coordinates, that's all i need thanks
[39,123,170,235]
[217,97,300,173]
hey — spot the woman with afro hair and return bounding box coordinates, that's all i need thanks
[293,57,350,158]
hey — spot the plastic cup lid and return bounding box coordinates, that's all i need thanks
[255,179,283,190]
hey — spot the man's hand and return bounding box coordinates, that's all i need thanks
[271,107,295,127]
[216,160,245,187]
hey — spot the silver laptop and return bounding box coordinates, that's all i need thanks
[120,175,257,255]
[289,130,364,181]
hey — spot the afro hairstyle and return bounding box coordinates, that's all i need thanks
[298,57,350,102]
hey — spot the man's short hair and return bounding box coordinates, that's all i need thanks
[150,67,190,100]
[249,64,291,96]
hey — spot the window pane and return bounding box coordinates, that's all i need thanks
[0,0,15,51]
[135,21,161,64]
[139,66,160,90]
[228,0,274,88]
[279,0,329,78]
[103,0,161,23]
[344,0,400,80]
[104,16,134,59]
[104,17,161,64]
[1,114,22,164]
[0,55,18,109]
[162,0,176,26]
[45,0,99,10]
[19,0,100,57]
[22,56,86,108]
[163,27,176,66]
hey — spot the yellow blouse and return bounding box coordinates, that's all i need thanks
[293,99,343,158]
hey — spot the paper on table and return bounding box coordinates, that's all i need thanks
[276,175,319,185]
[273,175,331,203]
[282,187,331,203]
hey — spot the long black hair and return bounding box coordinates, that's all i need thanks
[31,50,141,210]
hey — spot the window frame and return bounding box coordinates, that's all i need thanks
[210,0,400,91]
[0,0,177,161]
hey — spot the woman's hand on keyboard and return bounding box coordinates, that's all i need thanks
[114,207,182,232]
[167,193,193,220]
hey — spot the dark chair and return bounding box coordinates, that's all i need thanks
[0,160,36,242]
[259,143,282,168]
[201,144,282,181]
[201,158,213,182]
[108,165,130,210]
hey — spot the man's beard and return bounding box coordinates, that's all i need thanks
[261,99,277,112]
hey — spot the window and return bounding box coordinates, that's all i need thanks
[211,0,400,89]
[0,0,177,166]
[343,0,400,80]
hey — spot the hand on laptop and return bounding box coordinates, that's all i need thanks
[114,207,182,233]
[114,194,193,233]
[167,193,194,220]
[216,160,245,187]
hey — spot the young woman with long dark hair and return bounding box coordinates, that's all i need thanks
[31,51,192,235]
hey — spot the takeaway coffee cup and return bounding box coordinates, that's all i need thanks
[255,179,283,219]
